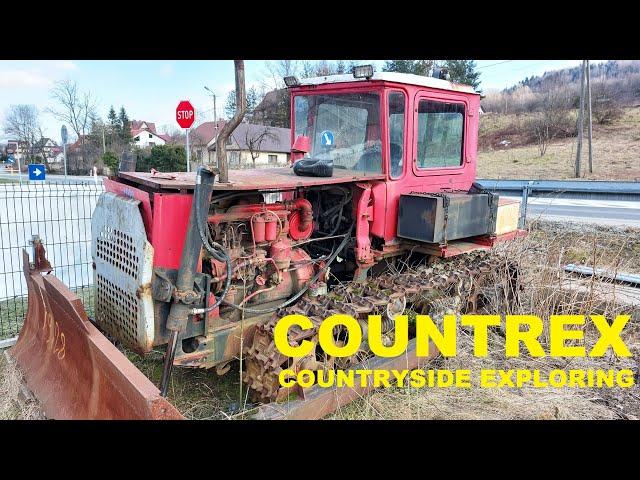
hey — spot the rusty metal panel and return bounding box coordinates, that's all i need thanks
[398,193,496,244]
[9,250,182,419]
[118,167,385,191]
[92,192,155,353]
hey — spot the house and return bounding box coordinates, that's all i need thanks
[5,140,25,161]
[189,120,226,163]
[130,120,171,148]
[189,120,291,167]
[33,138,60,162]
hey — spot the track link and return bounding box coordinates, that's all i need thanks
[243,251,511,403]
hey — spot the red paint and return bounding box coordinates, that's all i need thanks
[270,238,292,267]
[176,100,195,129]
[472,229,528,246]
[252,215,266,243]
[104,178,154,242]
[354,183,374,266]
[288,197,313,240]
[264,213,278,241]
[290,79,480,244]
[292,135,310,153]
[151,193,194,269]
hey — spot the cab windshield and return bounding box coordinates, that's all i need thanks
[294,92,382,174]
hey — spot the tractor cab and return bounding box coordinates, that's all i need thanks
[288,67,490,246]
[287,67,479,187]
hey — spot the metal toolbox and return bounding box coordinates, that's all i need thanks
[397,192,498,244]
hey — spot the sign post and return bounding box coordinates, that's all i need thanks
[7,154,22,185]
[61,125,68,179]
[176,100,195,172]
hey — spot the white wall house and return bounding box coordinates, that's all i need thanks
[131,121,169,148]
[190,121,291,169]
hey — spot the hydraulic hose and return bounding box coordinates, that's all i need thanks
[191,166,233,315]
[223,224,354,314]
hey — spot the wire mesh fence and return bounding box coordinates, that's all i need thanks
[0,181,104,340]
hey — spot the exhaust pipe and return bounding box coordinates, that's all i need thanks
[159,166,218,396]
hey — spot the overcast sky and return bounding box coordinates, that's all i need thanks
[0,60,597,142]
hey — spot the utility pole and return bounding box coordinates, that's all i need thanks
[102,125,106,155]
[204,85,219,165]
[586,60,593,174]
[575,60,586,178]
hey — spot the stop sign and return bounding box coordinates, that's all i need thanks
[176,100,195,129]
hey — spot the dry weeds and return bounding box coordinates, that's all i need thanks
[477,107,640,180]
[1,220,638,420]
[0,352,43,420]
[331,219,640,420]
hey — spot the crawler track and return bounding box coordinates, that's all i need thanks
[244,251,515,403]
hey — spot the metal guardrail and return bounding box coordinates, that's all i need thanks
[477,179,640,202]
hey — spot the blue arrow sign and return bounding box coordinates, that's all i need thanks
[6,154,15,164]
[320,130,334,147]
[28,164,46,181]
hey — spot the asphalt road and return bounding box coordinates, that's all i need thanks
[505,196,640,228]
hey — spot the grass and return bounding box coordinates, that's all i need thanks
[0,178,19,184]
[477,107,640,180]
[125,349,242,419]
[2,220,639,420]
[330,219,640,420]
[0,286,95,340]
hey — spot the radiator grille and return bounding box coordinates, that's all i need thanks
[92,192,154,352]
[96,227,140,279]
[96,274,139,346]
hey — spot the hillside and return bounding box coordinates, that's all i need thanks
[477,106,640,180]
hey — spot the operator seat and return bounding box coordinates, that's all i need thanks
[354,143,403,176]
[354,144,382,173]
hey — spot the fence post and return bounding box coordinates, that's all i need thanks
[519,183,531,229]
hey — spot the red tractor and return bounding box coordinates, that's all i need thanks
[12,65,524,417]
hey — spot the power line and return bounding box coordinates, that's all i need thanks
[477,60,513,70]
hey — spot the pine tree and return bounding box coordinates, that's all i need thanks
[107,106,118,146]
[443,60,481,91]
[118,107,132,144]
[383,60,434,76]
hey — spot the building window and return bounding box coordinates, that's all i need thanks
[268,154,277,164]
[416,99,465,169]
[134,136,140,142]
[149,142,155,147]
[197,149,203,161]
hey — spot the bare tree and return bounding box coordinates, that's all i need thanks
[3,104,46,167]
[263,60,299,90]
[47,80,98,173]
[245,127,278,167]
[591,78,623,125]
[524,86,575,157]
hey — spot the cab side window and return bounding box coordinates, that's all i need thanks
[388,91,405,178]
[416,100,464,169]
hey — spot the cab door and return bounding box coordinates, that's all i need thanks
[411,90,476,190]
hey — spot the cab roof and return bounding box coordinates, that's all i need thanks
[296,71,479,95]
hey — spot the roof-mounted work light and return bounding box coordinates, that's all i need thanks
[352,64,374,79]
[284,76,300,87]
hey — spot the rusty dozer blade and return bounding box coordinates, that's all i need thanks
[9,248,183,420]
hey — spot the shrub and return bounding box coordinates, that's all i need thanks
[136,145,187,173]
[102,151,119,176]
